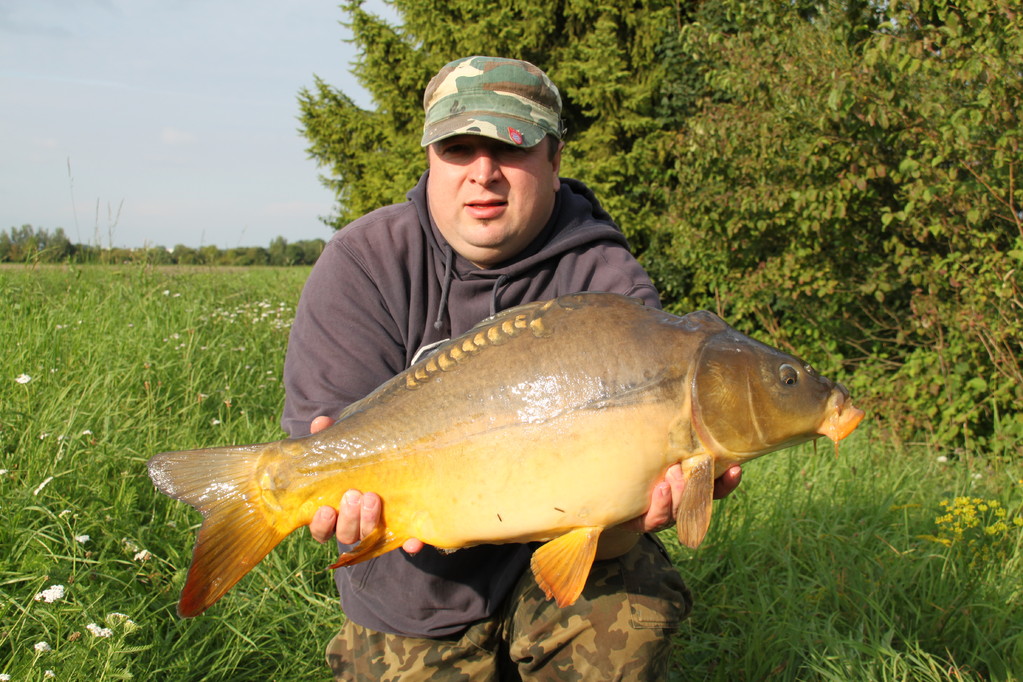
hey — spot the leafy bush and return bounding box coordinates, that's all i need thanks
[655,0,1023,455]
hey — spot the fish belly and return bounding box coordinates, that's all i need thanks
[368,402,682,547]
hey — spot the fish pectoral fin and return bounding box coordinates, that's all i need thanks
[676,454,715,549]
[529,527,602,608]
[328,525,403,569]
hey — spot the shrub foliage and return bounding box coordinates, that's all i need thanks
[660,1,1023,454]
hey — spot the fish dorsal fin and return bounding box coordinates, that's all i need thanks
[675,453,715,549]
[470,292,645,334]
[530,526,602,607]
[403,293,644,391]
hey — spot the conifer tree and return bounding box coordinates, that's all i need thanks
[298,0,693,243]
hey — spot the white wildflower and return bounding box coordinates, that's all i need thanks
[75,534,90,544]
[33,476,54,495]
[39,433,49,440]
[86,623,113,638]
[16,373,32,384]
[34,641,51,652]
[44,672,55,679]
[34,585,65,603]
[163,289,170,296]
[1,672,11,680]
[82,430,93,435]
[936,455,948,463]
[107,612,135,625]
[210,419,221,426]
[133,549,152,562]
[0,469,8,476]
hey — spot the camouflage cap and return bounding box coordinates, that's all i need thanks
[421,56,564,148]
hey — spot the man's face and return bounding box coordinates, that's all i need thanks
[426,135,562,269]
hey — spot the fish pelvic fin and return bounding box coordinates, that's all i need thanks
[530,527,602,607]
[329,525,405,569]
[148,443,294,618]
[676,453,715,549]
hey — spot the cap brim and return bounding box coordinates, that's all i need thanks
[421,113,550,148]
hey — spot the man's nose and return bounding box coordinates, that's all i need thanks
[470,151,502,186]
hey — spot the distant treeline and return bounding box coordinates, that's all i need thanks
[0,225,325,266]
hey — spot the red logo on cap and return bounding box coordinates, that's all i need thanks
[508,127,524,145]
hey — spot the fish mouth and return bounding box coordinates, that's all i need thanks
[817,391,865,443]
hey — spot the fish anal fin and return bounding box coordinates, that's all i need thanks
[676,454,715,549]
[530,527,602,607]
[329,525,403,569]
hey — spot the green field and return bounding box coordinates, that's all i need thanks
[2,266,1021,681]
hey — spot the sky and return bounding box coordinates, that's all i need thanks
[0,0,395,249]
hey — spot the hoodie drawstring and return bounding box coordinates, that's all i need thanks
[489,274,509,318]
[434,245,455,331]
[434,247,511,330]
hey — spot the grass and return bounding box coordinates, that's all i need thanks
[664,439,1023,681]
[1,265,1021,681]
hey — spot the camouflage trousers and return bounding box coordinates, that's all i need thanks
[325,534,692,681]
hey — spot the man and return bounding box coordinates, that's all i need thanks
[282,56,741,680]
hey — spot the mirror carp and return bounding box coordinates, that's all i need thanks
[148,292,864,617]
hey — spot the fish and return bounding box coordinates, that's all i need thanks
[148,292,864,618]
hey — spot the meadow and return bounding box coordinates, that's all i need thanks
[1,265,1020,681]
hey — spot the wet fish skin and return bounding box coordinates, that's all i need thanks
[148,292,864,617]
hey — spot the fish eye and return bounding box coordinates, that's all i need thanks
[780,364,798,386]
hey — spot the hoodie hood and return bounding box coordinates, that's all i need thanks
[406,171,632,328]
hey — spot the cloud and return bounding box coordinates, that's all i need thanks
[160,127,197,146]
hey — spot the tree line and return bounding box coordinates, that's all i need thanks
[0,225,324,266]
[299,0,1022,455]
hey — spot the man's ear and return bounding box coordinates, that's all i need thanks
[552,141,564,191]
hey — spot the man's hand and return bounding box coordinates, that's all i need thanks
[306,415,424,555]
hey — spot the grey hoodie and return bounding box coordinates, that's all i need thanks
[282,171,659,637]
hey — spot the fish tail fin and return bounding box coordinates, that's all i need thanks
[148,443,294,618]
